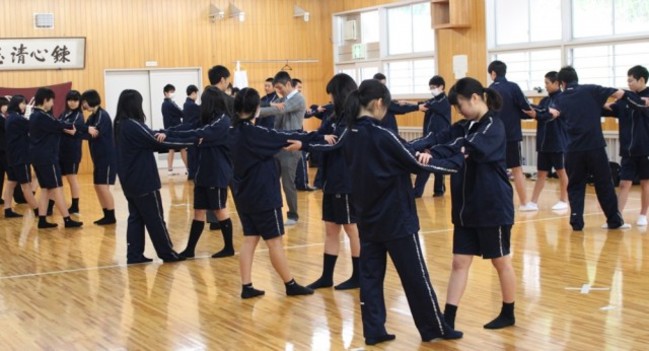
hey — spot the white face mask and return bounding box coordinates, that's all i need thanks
[430,88,442,97]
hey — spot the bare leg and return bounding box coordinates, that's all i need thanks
[511,166,527,205]
[557,169,569,203]
[167,150,175,172]
[530,171,548,204]
[239,236,261,285]
[618,180,632,212]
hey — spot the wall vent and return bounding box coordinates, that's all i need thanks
[34,13,54,29]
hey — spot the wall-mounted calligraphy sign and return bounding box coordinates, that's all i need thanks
[0,37,85,71]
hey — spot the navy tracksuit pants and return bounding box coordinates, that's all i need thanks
[360,233,451,341]
[295,151,310,190]
[413,171,445,197]
[126,190,177,260]
[565,147,623,229]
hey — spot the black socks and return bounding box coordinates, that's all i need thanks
[308,254,337,289]
[180,220,205,258]
[285,278,314,296]
[64,216,83,228]
[241,283,265,299]
[335,256,360,290]
[444,303,458,329]
[94,209,116,225]
[68,198,79,214]
[212,218,234,258]
[365,334,396,345]
[46,200,55,216]
[484,302,515,329]
[5,208,22,218]
[38,216,57,228]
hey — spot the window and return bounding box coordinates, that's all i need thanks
[385,59,435,95]
[569,41,649,87]
[491,0,562,46]
[360,11,379,43]
[387,2,434,55]
[491,49,562,90]
[573,0,649,38]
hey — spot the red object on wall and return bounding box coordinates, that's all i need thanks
[0,82,73,117]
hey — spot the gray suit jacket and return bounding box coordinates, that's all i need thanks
[258,92,305,131]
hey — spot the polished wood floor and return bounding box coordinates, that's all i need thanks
[1,172,648,350]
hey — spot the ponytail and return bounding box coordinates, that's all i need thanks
[233,87,260,127]
[344,90,362,127]
[483,87,502,111]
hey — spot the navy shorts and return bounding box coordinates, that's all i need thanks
[537,152,565,172]
[506,141,522,168]
[194,186,227,210]
[60,161,80,176]
[322,193,357,224]
[239,208,284,240]
[453,225,511,259]
[94,164,116,185]
[7,164,32,184]
[33,163,63,189]
[620,156,649,181]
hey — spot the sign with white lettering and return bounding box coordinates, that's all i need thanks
[0,37,85,70]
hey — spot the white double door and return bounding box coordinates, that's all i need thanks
[104,68,203,168]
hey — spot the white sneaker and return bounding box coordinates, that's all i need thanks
[285,218,298,226]
[637,215,648,226]
[552,201,569,211]
[519,202,538,212]
[601,223,632,229]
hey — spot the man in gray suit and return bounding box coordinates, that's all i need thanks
[258,71,306,225]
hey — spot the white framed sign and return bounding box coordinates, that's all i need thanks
[0,37,85,71]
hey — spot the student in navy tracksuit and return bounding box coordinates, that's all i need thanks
[343,79,464,346]
[0,97,8,205]
[114,89,196,264]
[160,87,235,259]
[413,75,452,198]
[183,84,201,181]
[488,61,535,211]
[304,74,360,291]
[59,90,89,215]
[2,95,40,217]
[523,71,569,211]
[256,77,278,129]
[603,65,649,226]
[81,90,116,225]
[231,88,332,299]
[553,66,627,230]
[372,73,420,134]
[29,88,83,229]
[161,84,188,175]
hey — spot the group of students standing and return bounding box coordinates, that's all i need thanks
[2,60,647,346]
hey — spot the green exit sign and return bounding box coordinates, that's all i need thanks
[352,43,366,60]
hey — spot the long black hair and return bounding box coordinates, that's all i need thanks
[233,87,260,127]
[344,79,391,127]
[448,77,502,111]
[114,89,147,140]
[0,97,9,115]
[7,95,27,115]
[64,90,82,113]
[326,73,358,123]
[200,86,230,125]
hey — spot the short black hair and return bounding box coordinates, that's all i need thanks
[265,77,274,83]
[291,78,302,86]
[66,90,81,101]
[81,89,102,107]
[7,95,26,114]
[163,84,175,94]
[273,71,292,86]
[34,87,55,106]
[628,65,649,82]
[208,65,231,85]
[544,71,559,83]
[186,84,199,96]
[0,96,9,110]
[429,75,445,88]
[488,60,507,77]
[373,73,386,81]
[557,66,579,85]
[233,87,261,125]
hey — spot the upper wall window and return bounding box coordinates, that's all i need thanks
[387,2,435,55]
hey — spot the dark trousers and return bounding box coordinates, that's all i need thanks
[413,171,445,197]
[295,151,310,190]
[0,151,6,199]
[360,234,450,341]
[187,146,198,180]
[126,190,176,260]
[566,148,623,229]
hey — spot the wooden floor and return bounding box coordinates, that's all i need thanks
[1,172,649,350]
